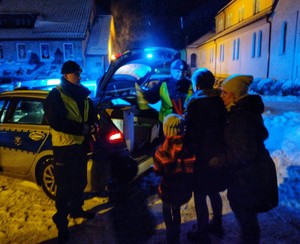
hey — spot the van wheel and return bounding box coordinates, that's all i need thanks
[37,158,56,200]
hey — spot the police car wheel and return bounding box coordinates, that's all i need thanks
[37,158,56,200]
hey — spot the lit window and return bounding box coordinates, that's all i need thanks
[227,13,232,28]
[218,19,224,32]
[257,0,261,13]
[210,48,214,63]
[238,6,244,22]
[233,38,240,61]
[220,44,225,62]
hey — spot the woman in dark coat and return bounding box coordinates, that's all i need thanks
[220,74,278,244]
[185,68,227,243]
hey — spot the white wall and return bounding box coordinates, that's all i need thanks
[269,1,300,80]
[186,0,300,81]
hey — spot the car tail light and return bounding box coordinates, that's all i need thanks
[109,132,123,143]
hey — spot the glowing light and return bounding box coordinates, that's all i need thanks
[109,132,123,141]
[146,53,153,59]
[111,53,122,60]
[46,79,60,86]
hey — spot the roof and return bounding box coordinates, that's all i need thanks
[0,0,94,40]
[187,31,216,48]
[187,6,274,48]
[86,15,112,55]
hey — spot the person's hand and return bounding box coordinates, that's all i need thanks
[83,123,99,135]
[90,123,99,134]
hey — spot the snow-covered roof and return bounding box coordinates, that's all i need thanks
[0,0,94,40]
[86,15,112,55]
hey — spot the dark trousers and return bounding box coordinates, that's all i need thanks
[162,202,181,244]
[52,145,87,229]
[194,191,223,233]
[234,210,260,244]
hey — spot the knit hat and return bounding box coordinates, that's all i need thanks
[192,68,215,89]
[163,114,185,137]
[221,74,253,98]
[171,59,188,71]
[61,60,81,74]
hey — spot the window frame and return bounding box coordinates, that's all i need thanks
[40,43,50,60]
[63,43,74,60]
[16,43,27,61]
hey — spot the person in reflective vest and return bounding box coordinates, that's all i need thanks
[142,59,193,138]
[44,60,98,244]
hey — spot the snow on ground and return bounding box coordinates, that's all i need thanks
[0,95,300,244]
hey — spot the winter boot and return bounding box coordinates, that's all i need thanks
[58,228,69,244]
[208,218,224,239]
[52,214,69,244]
[187,225,211,244]
[69,209,95,219]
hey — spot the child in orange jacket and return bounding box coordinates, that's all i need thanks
[153,113,195,244]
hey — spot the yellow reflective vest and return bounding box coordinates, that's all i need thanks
[159,82,192,123]
[51,86,89,146]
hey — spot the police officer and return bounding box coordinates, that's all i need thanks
[44,60,98,243]
[142,59,192,138]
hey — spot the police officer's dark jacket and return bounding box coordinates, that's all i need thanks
[44,77,96,147]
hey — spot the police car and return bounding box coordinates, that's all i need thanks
[0,47,180,199]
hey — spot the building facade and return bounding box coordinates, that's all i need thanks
[0,0,114,82]
[186,0,300,81]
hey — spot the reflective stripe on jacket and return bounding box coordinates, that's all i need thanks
[51,86,89,146]
[159,82,173,122]
[159,82,192,122]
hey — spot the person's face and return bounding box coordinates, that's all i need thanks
[220,88,235,108]
[64,70,81,85]
[171,69,187,81]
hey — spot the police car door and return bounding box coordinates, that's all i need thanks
[0,97,51,176]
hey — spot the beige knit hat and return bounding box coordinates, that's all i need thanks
[163,114,185,137]
[221,74,253,98]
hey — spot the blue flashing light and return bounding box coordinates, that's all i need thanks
[146,53,153,59]
[47,79,60,86]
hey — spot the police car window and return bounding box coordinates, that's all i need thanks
[13,100,45,124]
[0,99,9,123]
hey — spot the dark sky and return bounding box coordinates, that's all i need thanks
[96,0,230,52]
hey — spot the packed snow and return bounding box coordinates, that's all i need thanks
[0,92,300,243]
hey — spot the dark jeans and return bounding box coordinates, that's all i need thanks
[52,144,88,229]
[162,202,181,244]
[234,210,260,244]
[194,191,223,233]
